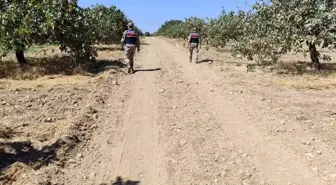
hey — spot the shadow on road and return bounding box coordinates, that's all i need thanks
[0,135,79,172]
[0,141,56,171]
[276,61,336,75]
[197,59,214,64]
[96,46,121,52]
[139,42,150,45]
[100,176,140,185]
[0,55,128,79]
[134,68,161,73]
[87,59,127,74]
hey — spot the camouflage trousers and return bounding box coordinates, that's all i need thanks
[124,44,136,70]
[189,43,199,63]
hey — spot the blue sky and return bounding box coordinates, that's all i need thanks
[79,0,257,33]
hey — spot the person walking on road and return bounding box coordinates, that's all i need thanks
[121,22,140,74]
[187,28,201,63]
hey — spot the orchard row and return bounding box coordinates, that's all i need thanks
[156,0,336,68]
[0,0,142,64]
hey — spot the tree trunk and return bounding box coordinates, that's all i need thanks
[308,43,320,70]
[15,48,27,66]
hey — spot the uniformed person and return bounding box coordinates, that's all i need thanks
[121,22,140,74]
[187,28,201,63]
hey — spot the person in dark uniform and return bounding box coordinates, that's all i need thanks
[121,22,140,74]
[187,27,201,63]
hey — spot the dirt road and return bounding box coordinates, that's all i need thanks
[55,37,336,185]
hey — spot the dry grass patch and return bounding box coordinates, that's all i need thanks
[0,44,126,80]
[0,75,92,92]
[273,74,336,90]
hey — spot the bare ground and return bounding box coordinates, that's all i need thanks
[1,37,336,185]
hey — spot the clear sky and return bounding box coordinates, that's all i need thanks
[78,0,257,33]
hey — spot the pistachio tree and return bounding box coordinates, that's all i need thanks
[233,0,336,67]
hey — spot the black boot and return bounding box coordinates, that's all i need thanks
[128,61,134,74]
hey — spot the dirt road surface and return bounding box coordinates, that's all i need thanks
[32,37,336,185]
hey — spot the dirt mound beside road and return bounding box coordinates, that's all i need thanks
[0,69,123,184]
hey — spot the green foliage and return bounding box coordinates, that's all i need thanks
[53,1,97,61]
[208,10,245,48]
[145,32,151,37]
[0,0,56,55]
[157,1,336,66]
[0,1,140,63]
[232,0,336,65]
[85,5,128,45]
[231,6,284,65]
[156,20,188,38]
[156,17,209,40]
[184,16,207,34]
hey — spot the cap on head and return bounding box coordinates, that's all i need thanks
[127,22,134,28]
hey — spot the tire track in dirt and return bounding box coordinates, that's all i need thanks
[155,43,262,184]
[58,40,165,185]
[153,38,335,185]
[55,37,336,185]
[107,44,163,184]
